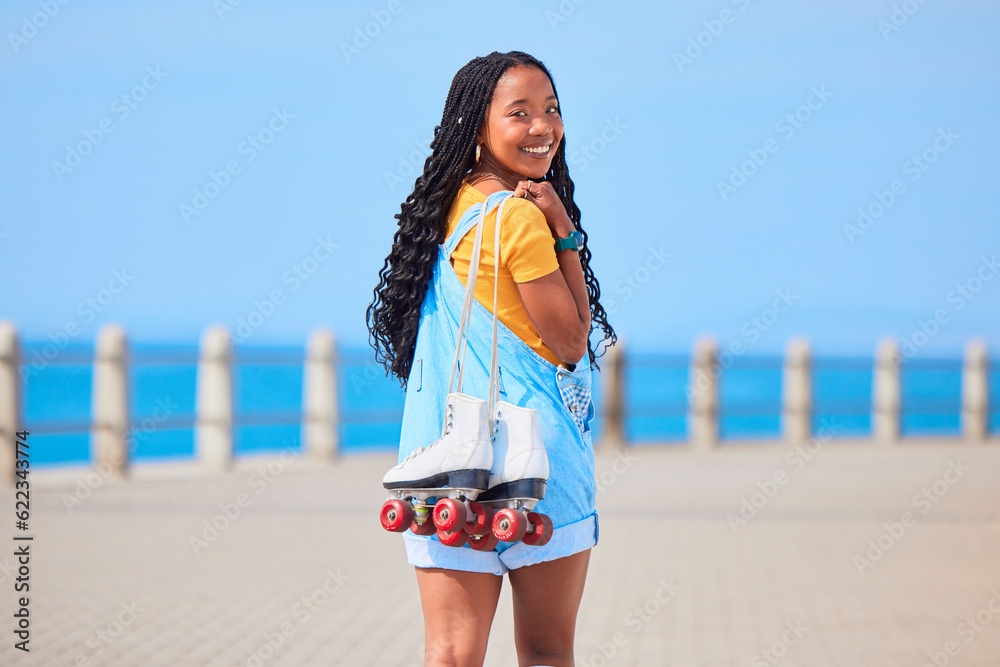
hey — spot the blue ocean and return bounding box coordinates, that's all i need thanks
[19,342,999,467]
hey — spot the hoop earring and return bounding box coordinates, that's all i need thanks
[475,143,482,162]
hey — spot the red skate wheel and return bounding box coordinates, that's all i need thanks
[380,499,414,533]
[522,512,553,546]
[432,498,468,532]
[493,508,527,542]
[437,528,469,548]
[468,530,499,552]
[463,501,495,535]
[409,518,436,536]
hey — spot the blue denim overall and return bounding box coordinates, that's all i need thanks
[398,190,598,575]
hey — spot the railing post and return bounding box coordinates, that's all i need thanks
[782,338,812,445]
[873,338,901,445]
[598,340,626,450]
[0,321,20,486]
[304,328,339,461]
[91,324,129,476]
[196,326,233,470]
[962,339,988,444]
[689,337,718,450]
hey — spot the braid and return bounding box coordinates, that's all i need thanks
[367,51,617,385]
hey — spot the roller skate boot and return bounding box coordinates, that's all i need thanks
[465,400,553,548]
[379,393,492,546]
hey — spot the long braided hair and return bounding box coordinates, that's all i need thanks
[367,50,616,385]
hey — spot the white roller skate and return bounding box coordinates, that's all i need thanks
[379,392,493,545]
[380,193,500,548]
[468,400,553,549]
[417,398,554,552]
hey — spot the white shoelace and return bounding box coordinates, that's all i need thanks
[401,446,426,463]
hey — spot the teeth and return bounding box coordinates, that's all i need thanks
[521,145,551,155]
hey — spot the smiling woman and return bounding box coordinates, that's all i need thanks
[454,65,590,368]
[366,51,616,666]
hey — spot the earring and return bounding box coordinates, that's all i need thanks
[475,143,482,162]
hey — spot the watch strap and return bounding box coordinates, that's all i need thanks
[555,230,581,251]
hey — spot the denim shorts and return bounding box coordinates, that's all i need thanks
[401,514,598,575]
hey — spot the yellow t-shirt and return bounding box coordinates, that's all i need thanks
[444,181,562,367]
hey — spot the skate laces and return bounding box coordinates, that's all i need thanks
[401,446,426,463]
[444,403,454,434]
[441,401,456,436]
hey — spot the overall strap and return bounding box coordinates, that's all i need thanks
[487,194,513,417]
[443,190,514,435]
[446,202,486,400]
[441,190,512,256]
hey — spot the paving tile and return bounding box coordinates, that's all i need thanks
[1,441,998,665]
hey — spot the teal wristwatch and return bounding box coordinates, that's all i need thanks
[554,230,583,252]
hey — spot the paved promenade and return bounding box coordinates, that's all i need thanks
[3,437,1000,667]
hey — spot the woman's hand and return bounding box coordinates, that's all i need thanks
[513,180,574,237]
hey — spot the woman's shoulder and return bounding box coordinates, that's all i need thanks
[499,195,545,230]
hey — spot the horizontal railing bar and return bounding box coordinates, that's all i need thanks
[19,420,92,435]
[233,412,303,426]
[623,406,689,418]
[12,352,984,368]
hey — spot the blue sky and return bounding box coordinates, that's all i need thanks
[2,0,998,359]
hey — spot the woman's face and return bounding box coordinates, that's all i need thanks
[477,65,563,180]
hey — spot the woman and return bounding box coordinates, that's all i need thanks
[367,50,616,667]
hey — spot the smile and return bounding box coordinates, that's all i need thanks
[519,143,551,157]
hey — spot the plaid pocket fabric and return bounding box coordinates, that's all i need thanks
[557,378,593,435]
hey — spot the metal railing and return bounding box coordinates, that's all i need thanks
[0,322,994,485]
[595,337,994,449]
